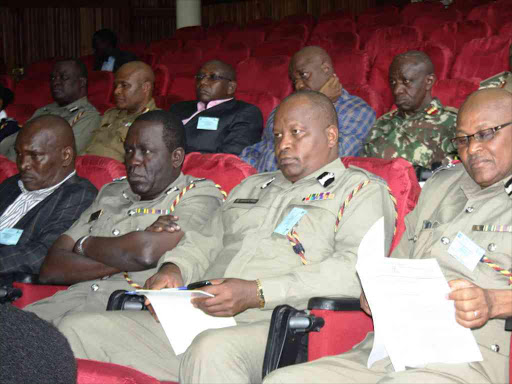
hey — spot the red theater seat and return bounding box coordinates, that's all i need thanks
[157,48,203,76]
[432,78,479,109]
[266,24,309,43]
[280,13,316,34]
[236,90,280,126]
[237,56,293,100]
[153,64,171,96]
[429,20,492,54]
[208,22,239,36]
[252,38,304,58]
[412,10,462,38]
[13,78,53,109]
[500,21,512,38]
[24,58,59,80]
[167,75,196,102]
[451,36,512,81]
[4,104,36,126]
[331,49,371,87]
[75,155,127,191]
[345,84,387,118]
[318,10,354,23]
[148,39,182,62]
[203,43,251,68]
[174,26,205,41]
[223,29,266,49]
[183,36,222,51]
[364,25,422,62]
[400,1,445,24]
[311,18,356,36]
[88,71,114,106]
[307,32,360,54]
[79,55,95,73]
[0,155,18,184]
[0,74,15,91]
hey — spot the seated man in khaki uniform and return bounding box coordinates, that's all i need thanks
[265,88,512,384]
[84,61,159,162]
[55,90,397,382]
[362,51,458,175]
[26,110,224,323]
[479,43,512,94]
[0,58,101,160]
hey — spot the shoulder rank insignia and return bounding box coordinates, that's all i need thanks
[68,106,79,113]
[505,176,512,197]
[113,176,127,182]
[303,192,335,202]
[426,105,439,115]
[192,178,206,183]
[165,186,179,194]
[261,177,275,189]
[317,172,335,187]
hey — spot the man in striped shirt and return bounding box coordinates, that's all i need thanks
[240,46,376,172]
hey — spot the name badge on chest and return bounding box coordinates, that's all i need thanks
[0,228,23,245]
[447,231,485,272]
[197,117,219,130]
[274,208,307,236]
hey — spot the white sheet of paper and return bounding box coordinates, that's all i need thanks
[357,216,385,262]
[137,288,237,355]
[356,258,483,371]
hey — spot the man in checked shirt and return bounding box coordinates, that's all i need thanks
[240,46,376,172]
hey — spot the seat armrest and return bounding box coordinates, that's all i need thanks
[308,296,361,311]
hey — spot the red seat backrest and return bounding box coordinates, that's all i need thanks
[75,155,127,190]
[13,78,53,109]
[25,58,59,80]
[167,75,196,101]
[331,49,371,87]
[400,1,445,24]
[153,64,171,96]
[0,155,18,184]
[266,24,309,43]
[308,32,360,55]
[236,90,280,127]
[88,71,114,105]
[0,74,15,91]
[182,152,257,194]
[208,22,239,36]
[364,25,422,63]
[157,48,203,76]
[203,44,251,68]
[450,36,512,81]
[174,26,205,41]
[412,10,461,39]
[237,56,293,100]
[251,38,304,58]
[432,78,479,109]
[318,10,354,23]
[311,18,356,36]
[500,21,512,38]
[357,6,399,29]
[183,36,222,51]
[4,104,36,125]
[429,20,492,54]
[223,29,266,49]
[148,39,182,62]
[340,156,421,257]
[344,84,387,118]
[280,13,316,33]
[79,55,95,74]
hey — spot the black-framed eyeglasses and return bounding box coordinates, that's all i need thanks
[194,73,233,82]
[450,121,512,149]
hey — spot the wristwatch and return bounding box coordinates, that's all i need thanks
[75,235,91,256]
[256,279,265,309]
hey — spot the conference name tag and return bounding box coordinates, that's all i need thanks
[197,117,219,130]
[447,231,485,272]
[0,228,23,245]
[274,208,308,236]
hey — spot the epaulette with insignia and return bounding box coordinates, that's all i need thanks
[113,176,127,182]
[68,106,79,113]
[261,177,275,189]
[192,178,206,183]
[426,105,439,115]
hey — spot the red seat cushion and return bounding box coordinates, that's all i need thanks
[88,71,114,106]
[182,152,257,194]
[75,155,127,190]
[500,21,512,38]
[450,36,512,81]
[331,49,370,87]
[237,56,293,100]
[432,78,479,109]
[235,90,280,127]
[12,282,68,309]
[76,359,167,384]
[0,155,18,184]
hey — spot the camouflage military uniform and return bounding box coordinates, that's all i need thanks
[362,98,458,168]
[479,71,512,94]
[0,96,101,160]
[84,98,158,162]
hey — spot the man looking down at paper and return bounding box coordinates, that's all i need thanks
[264,88,512,384]
[26,110,224,323]
[55,90,396,382]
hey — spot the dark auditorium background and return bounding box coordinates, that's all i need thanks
[0,0,409,75]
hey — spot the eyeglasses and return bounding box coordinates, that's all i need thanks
[194,73,233,82]
[450,121,512,149]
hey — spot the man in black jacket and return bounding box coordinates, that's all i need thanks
[93,28,137,73]
[0,115,97,279]
[169,60,263,155]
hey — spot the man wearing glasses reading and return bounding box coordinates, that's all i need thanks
[169,60,263,155]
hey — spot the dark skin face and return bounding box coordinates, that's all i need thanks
[50,61,86,107]
[114,66,151,114]
[124,120,184,200]
[456,95,512,188]
[289,53,331,92]
[274,97,338,183]
[93,37,113,61]
[14,123,73,191]
[195,62,236,104]
[389,57,435,116]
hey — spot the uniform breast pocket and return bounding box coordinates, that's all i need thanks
[222,203,266,235]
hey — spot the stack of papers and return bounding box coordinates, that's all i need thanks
[356,218,483,371]
[137,288,236,354]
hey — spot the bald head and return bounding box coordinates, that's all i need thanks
[114,61,155,113]
[200,60,236,81]
[456,88,512,188]
[15,115,76,191]
[274,90,339,182]
[392,50,434,75]
[289,46,334,92]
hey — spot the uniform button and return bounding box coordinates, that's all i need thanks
[491,344,500,353]
[112,229,120,236]
[136,227,141,231]
[89,227,93,233]
[465,207,474,213]
[441,237,450,245]
[91,283,99,291]
[413,235,418,242]
[488,243,497,252]
[128,209,135,216]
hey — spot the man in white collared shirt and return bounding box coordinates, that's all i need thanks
[169,60,263,155]
[0,115,96,279]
